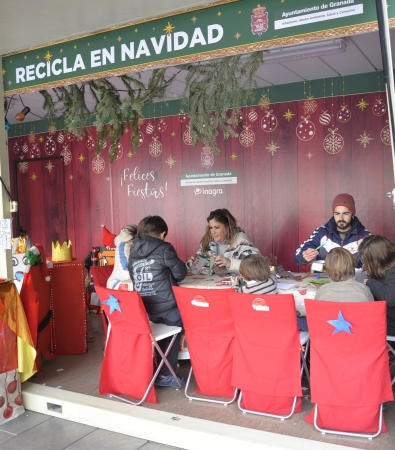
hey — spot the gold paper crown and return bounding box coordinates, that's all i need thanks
[253,4,266,15]
[52,240,73,261]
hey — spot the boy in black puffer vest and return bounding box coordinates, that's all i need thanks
[128,215,187,388]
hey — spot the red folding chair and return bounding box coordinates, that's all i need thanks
[304,299,394,439]
[173,286,238,405]
[95,286,182,405]
[91,265,113,336]
[227,292,307,419]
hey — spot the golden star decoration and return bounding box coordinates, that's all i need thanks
[9,60,12,63]
[31,173,38,181]
[234,32,241,40]
[74,45,77,49]
[60,48,63,53]
[127,151,134,158]
[24,55,27,60]
[1,68,5,76]
[357,98,369,110]
[283,109,295,121]
[87,43,90,46]
[231,152,238,160]
[171,131,176,137]
[166,155,176,168]
[36,55,40,59]
[46,162,54,172]
[8,80,12,86]
[78,154,85,163]
[39,136,44,143]
[266,141,279,156]
[307,152,313,159]
[191,16,197,23]
[134,28,138,33]
[117,36,122,42]
[44,51,53,62]
[357,131,373,148]
[69,175,73,180]
[217,11,222,17]
[164,22,175,34]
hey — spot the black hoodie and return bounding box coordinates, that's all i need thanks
[128,234,187,315]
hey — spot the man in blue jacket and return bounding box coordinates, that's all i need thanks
[294,193,370,268]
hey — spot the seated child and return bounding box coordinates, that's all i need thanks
[128,215,187,388]
[236,254,278,294]
[315,247,373,302]
[106,224,137,290]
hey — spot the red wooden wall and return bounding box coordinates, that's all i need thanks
[8,92,395,272]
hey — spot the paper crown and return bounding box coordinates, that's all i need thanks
[52,240,73,261]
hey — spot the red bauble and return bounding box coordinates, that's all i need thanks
[7,380,17,394]
[14,394,23,406]
[0,396,4,408]
[3,405,13,419]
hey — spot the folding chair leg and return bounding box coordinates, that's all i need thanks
[313,403,384,439]
[300,340,310,390]
[387,342,395,386]
[238,391,298,420]
[184,365,238,405]
[152,333,182,389]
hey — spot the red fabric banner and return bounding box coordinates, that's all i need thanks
[227,292,302,415]
[95,286,158,404]
[304,299,394,433]
[173,286,236,398]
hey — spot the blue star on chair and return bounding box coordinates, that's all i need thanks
[327,310,353,335]
[101,294,122,314]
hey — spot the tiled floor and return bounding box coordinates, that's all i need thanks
[6,312,395,450]
[0,410,184,450]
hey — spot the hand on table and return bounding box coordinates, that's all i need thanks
[303,248,319,263]
[215,255,231,268]
[187,256,195,266]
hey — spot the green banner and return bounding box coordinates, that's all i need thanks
[1,0,388,95]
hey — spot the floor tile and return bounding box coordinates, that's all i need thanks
[65,428,148,450]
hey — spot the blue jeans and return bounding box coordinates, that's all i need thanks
[297,317,308,331]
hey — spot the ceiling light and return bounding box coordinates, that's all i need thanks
[262,39,346,64]
[15,106,31,122]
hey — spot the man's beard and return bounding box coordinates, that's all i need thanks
[336,220,352,231]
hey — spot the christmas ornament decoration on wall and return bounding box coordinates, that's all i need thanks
[22,142,28,153]
[183,125,193,145]
[266,141,279,156]
[67,131,76,142]
[157,118,167,132]
[324,128,344,154]
[48,122,57,135]
[92,155,105,174]
[149,135,162,157]
[201,147,214,168]
[337,104,351,123]
[60,145,72,165]
[178,109,187,122]
[356,98,369,110]
[18,161,28,173]
[13,142,20,155]
[45,161,54,172]
[98,139,107,150]
[381,121,391,145]
[239,125,255,147]
[248,107,258,122]
[357,131,373,148]
[30,143,40,158]
[86,135,95,151]
[115,143,123,160]
[283,109,295,122]
[166,155,176,168]
[44,135,56,155]
[304,96,318,115]
[57,131,65,144]
[261,109,278,132]
[132,130,144,146]
[28,131,36,144]
[145,121,154,135]
[319,110,331,126]
[372,98,387,116]
[236,109,244,123]
[296,116,315,141]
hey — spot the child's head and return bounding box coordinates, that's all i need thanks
[324,247,356,282]
[358,234,395,280]
[137,216,168,239]
[239,254,270,282]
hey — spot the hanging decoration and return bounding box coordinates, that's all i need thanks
[30,143,41,158]
[201,147,215,168]
[166,155,176,168]
[337,104,351,123]
[92,155,105,174]
[149,135,162,157]
[67,131,76,142]
[239,125,255,147]
[304,96,318,115]
[283,109,295,122]
[157,118,167,133]
[146,121,154,135]
[18,161,28,173]
[296,116,315,141]
[28,130,36,144]
[86,134,96,151]
[178,109,187,122]
[372,98,387,116]
[324,128,344,154]
[57,131,65,144]
[266,141,279,156]
[356,131,373,148]
[13,142,20,155]
[60,145,72,165]
[319,110,331,126]
[183,125,193,145]
[114,143,123,160]
[131,130,144,146]
[248,107,258,122]
[356,98,369,110]
[48,122,57,135]
[44,135,56,155]
[22,142,28,154]
[381,121,391,145]
[258,91,270,110]
[261,109,278,132]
